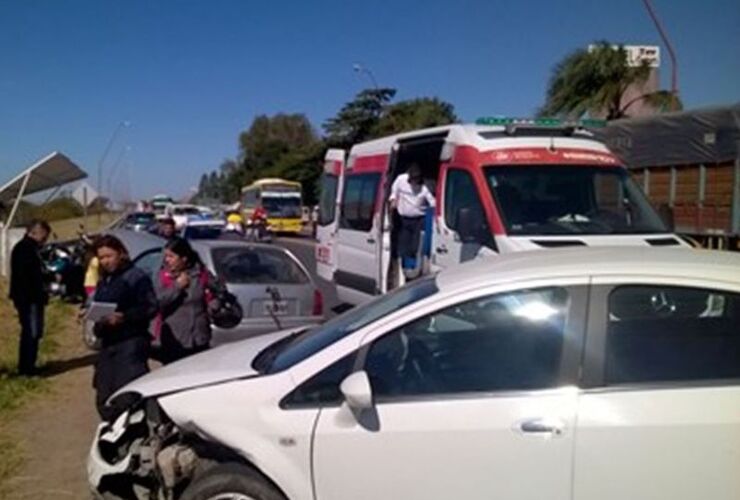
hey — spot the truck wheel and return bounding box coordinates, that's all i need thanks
[180,462,286,500]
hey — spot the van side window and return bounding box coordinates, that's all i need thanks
[318,173,339,226]
[444,169,494,247]
[340,173,380,232]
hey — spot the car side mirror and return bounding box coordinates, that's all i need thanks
[340,371,373,410]
[455,207,477,243]
[657,203,675,231]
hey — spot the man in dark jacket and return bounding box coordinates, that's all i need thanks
[9,219,51,375]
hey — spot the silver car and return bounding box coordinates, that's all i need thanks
[131,237,324,345]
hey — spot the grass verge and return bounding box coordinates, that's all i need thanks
[0,278,73,492]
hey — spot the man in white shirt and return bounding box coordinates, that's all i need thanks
[389,164,436,270]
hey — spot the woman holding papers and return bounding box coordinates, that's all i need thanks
[91,235,158,421]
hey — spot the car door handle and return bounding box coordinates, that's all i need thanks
[518,418,565,436]
[367,237,376,244]
[436,245,448,254]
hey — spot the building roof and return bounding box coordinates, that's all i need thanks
[595,103,740,168]
[0,151,86,205]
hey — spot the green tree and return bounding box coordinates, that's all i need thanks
[373,97,457,137]
[540,42,681,120]
[323,88,396,147]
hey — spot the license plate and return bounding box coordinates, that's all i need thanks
[263,300,289,316]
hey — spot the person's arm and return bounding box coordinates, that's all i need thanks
[389,176,402,210]
[125,274,159,324]
[154,271,186,312]
[424,185,436,208]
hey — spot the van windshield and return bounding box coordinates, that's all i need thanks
[485,165,667,235]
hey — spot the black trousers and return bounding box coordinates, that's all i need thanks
[14,301,45,375]
[398,216,425,259]
[94,336,150,421]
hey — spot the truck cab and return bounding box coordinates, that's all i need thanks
[317,118,684,305]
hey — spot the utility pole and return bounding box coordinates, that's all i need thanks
[97,121,130,222]
[642,0,679,109]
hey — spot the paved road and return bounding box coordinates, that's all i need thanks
[275,234,341,317]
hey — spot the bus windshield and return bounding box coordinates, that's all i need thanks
[485,165,667,235]
[262,194,302,218]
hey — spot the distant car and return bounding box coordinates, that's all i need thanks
[88,247,740,500]
[165,204,203,229]
[132,238,324,345]
[121,212,157,232]
[181,218,226,240]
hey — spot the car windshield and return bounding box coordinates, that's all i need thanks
[485,165,667,235]
[255,276,439,374]
[211,246,309,284]
[261,195,302,218]
[184,225,223,240]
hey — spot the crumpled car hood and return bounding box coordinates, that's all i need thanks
[114,327,303,398]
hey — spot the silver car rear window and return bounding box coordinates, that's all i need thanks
[211,247,309,284]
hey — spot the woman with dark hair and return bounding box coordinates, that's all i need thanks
[91,235,158,420]
[154,237,218,364]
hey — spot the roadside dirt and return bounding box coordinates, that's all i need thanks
[3,321,98,499]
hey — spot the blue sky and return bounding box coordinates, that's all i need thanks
[1,0,738,200]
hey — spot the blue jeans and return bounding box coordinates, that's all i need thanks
[15,301,45,375]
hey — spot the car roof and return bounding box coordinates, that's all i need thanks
[436,247,740,293]
[104,229,164,258]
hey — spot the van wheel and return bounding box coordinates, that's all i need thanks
[180,462,286,500]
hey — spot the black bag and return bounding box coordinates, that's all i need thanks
[210,288,243,329]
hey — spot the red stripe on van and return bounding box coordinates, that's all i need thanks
[350,154,389,173]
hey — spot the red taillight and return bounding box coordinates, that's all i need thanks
[312,289,324,316]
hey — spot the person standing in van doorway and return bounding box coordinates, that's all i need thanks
[389,164,436,277]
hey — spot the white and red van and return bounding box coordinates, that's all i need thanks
[317,118,684,305]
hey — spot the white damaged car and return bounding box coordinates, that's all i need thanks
[88,247,740,500]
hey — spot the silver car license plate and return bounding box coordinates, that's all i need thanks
[263,300,289,316]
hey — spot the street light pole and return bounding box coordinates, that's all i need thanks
[353,63,379,90]
[642,0,679,109]
[97,120,130,221]
[106,145,131,202]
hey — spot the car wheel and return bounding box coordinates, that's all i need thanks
[180,462,286,500]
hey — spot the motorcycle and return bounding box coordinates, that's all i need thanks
[40,230,92,303]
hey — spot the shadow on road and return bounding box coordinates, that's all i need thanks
[40,353,97,377]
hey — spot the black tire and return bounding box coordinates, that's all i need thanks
[180,462,286,500]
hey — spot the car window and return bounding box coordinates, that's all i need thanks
[184,226,223,240]
[318,173,339,226]
[605,285,740,385]
[365,287,570,398]
[444,168,494,248]
[211,247,309,284]
[133,249,163,281]
[282,353,356,408]
[340,173,380,232]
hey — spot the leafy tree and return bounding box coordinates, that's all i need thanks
[373,97,457,137]
[323,88,396,148]
[540,41,682,120]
